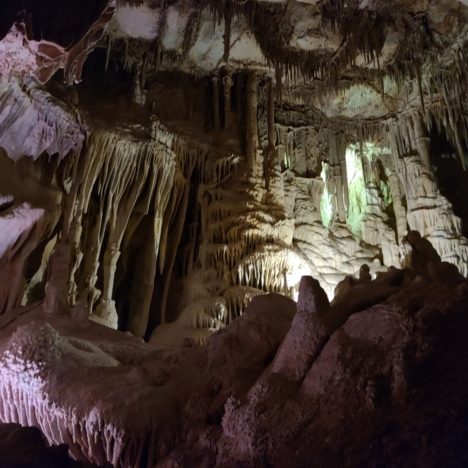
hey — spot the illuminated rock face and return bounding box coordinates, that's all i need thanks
[0,242,468,466]
[0,0,466,340]
[0,1,467,463]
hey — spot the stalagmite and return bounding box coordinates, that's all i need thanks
[272,276,330,382]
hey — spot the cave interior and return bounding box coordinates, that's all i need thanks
[0,0,468,466]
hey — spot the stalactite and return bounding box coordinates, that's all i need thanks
[223,0,232,64]
[2,0,467,352]
[57,123,212,332]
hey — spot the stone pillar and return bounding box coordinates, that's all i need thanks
[212,76,220,131]
[338,137,349,214]
[79,212,103,314]
[267,78,275,150]
[329,134,346,223]
[388,171,408,243]
[412,113,432,171]
[100,244,120,305]
[94,244,120,329]
[246,72,259,164]
[275,64,283,102]
[68,212,83,304]
[222,73,233,130]
[43,243,72,315]
[132,67,146,106]
[333,165,346,223]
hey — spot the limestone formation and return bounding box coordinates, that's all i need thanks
[0,2,466,337]
[0,0,467,465]
[0,238,466,466]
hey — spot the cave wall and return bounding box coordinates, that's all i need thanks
[0,0,467,345]
[2,72,467,345]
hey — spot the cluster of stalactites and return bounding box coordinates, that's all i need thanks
[278,81,467,177]
[54,122,213,335]
[101,0,458,98]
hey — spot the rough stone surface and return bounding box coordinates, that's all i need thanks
[0,243,467,466]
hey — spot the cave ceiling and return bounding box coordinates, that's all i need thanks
[1,0,466,120]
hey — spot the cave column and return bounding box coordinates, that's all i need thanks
[43,243,72,315]
[95,156,151,329]
[388,122,407,192]
[412,112,432,171]
[79,209,104,314]
[267,77,275,150]
[95,244,121,329]
[132,66,146,106]
[212,75,220,131]
[85,271,100,313]
[321,161,336,226]
[328,172,338,223]
[263,77,277,193]
[68,209,84,304]
[387,129,409,243]
[222,73,233,130]
[333,165,346,223]
[100,244,121,307]
[338,135,349,214]
[388,170,408,243]
[329,134,346,223]
[246,71,259,165]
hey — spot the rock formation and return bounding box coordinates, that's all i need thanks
[0,240,467,466]
[0,0,467,465]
